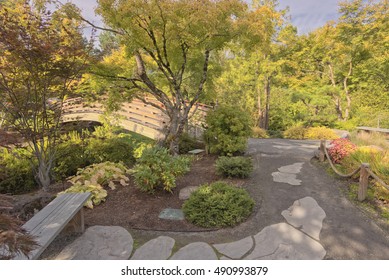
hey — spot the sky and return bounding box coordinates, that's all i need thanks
[61,0,342,37]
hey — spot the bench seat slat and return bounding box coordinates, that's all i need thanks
[14,192,90,260]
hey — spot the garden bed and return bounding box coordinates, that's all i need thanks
[83,155,248,231]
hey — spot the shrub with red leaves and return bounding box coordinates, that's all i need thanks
[327,138,357,164]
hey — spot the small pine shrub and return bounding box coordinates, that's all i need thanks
[327,138,357,164]
[182,182,254,228]
[252,127,269,139]
[0,148,37,194]
[305,127,339,140]
[215,156,253,178]
[283,125,307,139]
[204,105,252,156]
[62,161,130,208]
[133,146,191,193]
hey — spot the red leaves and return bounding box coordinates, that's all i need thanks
[328,138,357,164]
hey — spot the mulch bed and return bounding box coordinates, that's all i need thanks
[84,155,247,232]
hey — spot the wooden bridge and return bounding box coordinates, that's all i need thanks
[61,97,210,140]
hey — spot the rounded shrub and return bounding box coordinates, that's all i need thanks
[252,127,269,139]
[327,138,357,164]
[182,181,254,228]
[204,105,252,156]
[215,156,253,178]
[305,127,339,140]
[283,125,307,139]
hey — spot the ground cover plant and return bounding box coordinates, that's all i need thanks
[182,181,254,228]
[60,161,130,208]
[215,156,253,178]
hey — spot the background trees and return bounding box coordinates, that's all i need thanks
[0,0,90,190]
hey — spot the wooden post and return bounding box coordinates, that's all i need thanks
[319,140,326,162]
[358,163,370,201]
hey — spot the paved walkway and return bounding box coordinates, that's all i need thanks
[54,139,389,260]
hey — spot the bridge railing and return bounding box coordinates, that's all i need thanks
[60,97,210,140]
[318,140,389,201]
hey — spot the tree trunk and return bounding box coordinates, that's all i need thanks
[163,108,188,155]
[37,161,51,192]
[343,61,353,121]
[263,76,271,130]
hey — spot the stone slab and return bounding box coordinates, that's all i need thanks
[281,197,326,240]
[131,236,175,260]
[244,223,326,260]
[170,242,218,260]
[271,172,302,186]
[188,149,205,155]
[213,236,254,259]
[179,186,200,200]
[159,208,185,220]
[278,162,304,174]
[55,226,133,260]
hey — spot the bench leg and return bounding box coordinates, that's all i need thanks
[67,208,85,233]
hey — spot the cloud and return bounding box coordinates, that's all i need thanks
[278,0,340,34]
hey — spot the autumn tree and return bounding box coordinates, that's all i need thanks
[0,0,90,190]
[77,0,247,154]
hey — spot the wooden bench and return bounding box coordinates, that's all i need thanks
[13,192,91,260]
[357,126,389,136]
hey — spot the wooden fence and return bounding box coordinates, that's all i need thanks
[61,97,210,140]
[318,140,389,201]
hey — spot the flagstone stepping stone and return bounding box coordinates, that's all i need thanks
[170,242,218,260]
[281,197,326,240]
[271,172,302,185]
[55,226,133,260]
[244,223,326,260]
[131,236,175,260]
[159,208,185,220]
[272,162,304,186]
[179,186,200,200]
[213,236,254,259]
[278,162,304,174]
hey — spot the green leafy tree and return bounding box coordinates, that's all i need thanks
[0,0,90,190]
[79,0,247,154]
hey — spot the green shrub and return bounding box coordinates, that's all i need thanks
[182,181,254,228]
[215,156,253,178]
[62,161,130,208]
[252,127,269,139]
[86,136,136,166]
[204,105,252,156]
[178,132,204,154]
[0,148,37,194]
[305,127,339,140]
[132,146,191,193]
[283,125,307,139]
[53,131,91,180]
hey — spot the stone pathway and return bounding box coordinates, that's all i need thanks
[56,196,327,260]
